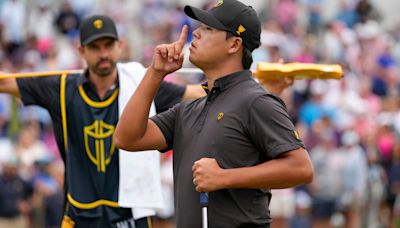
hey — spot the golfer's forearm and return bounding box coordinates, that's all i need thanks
[115,68,164,147]
[222,163,312,190]
[222,149,313,189]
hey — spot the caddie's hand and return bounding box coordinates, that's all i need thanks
[150,25,188,77]
[277,58,294,89]
[192,158,225,192]
[258,58,294,96]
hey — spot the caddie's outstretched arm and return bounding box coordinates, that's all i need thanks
[0,73,20,97]
[114,25,189,151]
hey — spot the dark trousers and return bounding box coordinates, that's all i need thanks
[62,204,152,228]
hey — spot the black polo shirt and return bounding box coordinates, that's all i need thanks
[151,70,304,228]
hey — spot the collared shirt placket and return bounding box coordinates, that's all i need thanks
[197,87,219,133]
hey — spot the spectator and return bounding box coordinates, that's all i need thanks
[15,121,50,180]
[309,129,342,228]
[0,157,33,228]
[337,130,368,228]
[355,0,381,24]
[54,1,80,38]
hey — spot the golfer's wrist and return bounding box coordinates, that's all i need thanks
[219,168,233,189]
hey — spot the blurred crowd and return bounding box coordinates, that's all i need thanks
[0,0,399,228]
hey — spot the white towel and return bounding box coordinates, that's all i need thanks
[117,62,164,219]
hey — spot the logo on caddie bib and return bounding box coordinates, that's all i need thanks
[84,120,115,172]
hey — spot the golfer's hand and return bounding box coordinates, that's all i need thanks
[192,158,225,192]
[150,25,188,76]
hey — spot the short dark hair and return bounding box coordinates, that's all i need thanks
[226,32,253,70]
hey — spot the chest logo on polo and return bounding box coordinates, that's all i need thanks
[217,112,224,121]
[294,130,301,140]
[84,120,116,172]
[214,0,223,7]
[93,19,103,29]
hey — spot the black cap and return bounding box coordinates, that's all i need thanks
[184,0,261,52]
[79,15,119,46]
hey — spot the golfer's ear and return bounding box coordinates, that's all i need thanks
[227,37,242,54]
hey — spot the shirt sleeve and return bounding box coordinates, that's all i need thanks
[247,94,305,159]
[16,76,60,110]
[150,102,181,151]
[154,81,185,113]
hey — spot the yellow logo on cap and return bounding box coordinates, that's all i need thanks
[217,112,224,121]
[93,19,103,29]
[214,0,223,7]
[236,25,246,35]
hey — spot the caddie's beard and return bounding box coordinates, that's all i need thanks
[90,59,116,77]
